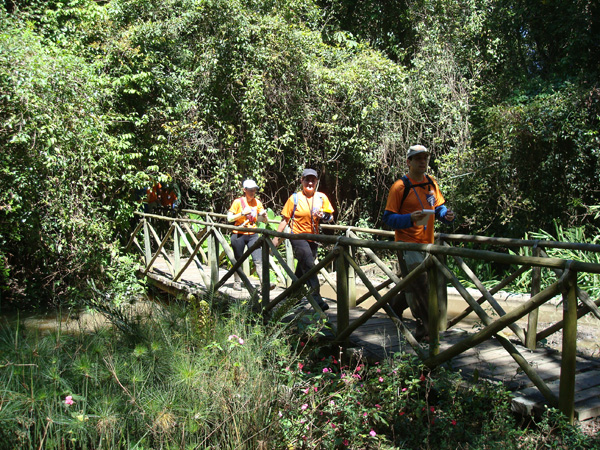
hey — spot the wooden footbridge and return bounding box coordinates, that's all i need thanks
[126,210,600,423]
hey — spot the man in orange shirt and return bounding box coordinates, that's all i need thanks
[273,169,334,311]
[383,145,455,341]
[227,179,268,289]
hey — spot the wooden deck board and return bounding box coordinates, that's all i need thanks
[145,256,600,421]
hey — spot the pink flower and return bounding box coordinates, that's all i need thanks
[451,419,457,426]
[375,404,381,409]
[228,335,238,341]
[402,387,407,392]
[323,368,330,373]
[313,386,318,392]
[278,411,283,417]
[378,377,384,382]
[343,439,349,446]
[298,362,304,370]
[238,338,244,345]
[369,429,376,437]
[64,396,74,406]
[303,388,309,394]
[399,411,405,416]
[331,423,336,428]
[363,412,368,417]
[301,404,308,410]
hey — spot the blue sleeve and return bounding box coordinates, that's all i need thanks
[383,210,413,230]
[435,205,454,224]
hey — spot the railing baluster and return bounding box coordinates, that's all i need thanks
[262,238,270,308]
[208,228,219,290]
[559,266,577,424]
[435,235,447,331]
[336,246,350,344]
[346,229,356,309]
[428,261,440,357]
[173,223,180,276]
[143,219,151,266]
[526,244,542,349]
[284,227,293,287]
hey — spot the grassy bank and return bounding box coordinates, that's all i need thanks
[0,294,597,449]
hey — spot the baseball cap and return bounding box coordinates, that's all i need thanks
[301,168,318,178]
[407,145,430,158]
[242,179,258,189]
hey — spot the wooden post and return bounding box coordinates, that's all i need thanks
[428,261,440,357]
[336,247,350,345]
[435,236,447,331]
[207,228,219,290]
[143,220,152,266]
[526,245,541,349]
[285,229,294,287]
[262,238,270,308]
[173,223,180,276]
[243,251,250,278]
[346,229,356,309]
[559,269,577,424]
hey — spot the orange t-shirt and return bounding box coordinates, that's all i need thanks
[228,197,265,235]
[146,183,161,203]
[385,175,445,244]
[281,192,334,235]
[160,189,177,207]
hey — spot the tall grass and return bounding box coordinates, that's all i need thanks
[0,294,597,449]
[0,298,294,449]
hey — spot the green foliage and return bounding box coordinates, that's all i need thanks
[0,15,142,306]
[2,0,599,308]
[445,83,600,236]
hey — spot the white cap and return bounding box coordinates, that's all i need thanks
[242,179,258,189]
[407,145,430,158]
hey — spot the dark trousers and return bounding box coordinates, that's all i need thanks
[230,233,262,263]
[291,240,324,304]
[396,250,429,339]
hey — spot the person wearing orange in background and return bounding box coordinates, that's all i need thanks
[145,182,161,213]
[272,168,334,312]
[227,179,268,290]
[383,145,455,341]
[159,181,181,216]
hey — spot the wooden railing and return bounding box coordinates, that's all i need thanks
[127,210,600,423]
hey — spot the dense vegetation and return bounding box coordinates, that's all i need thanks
[1,297,598,449]
[1,0,599,305]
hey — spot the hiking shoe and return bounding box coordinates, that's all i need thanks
[317,301,330,312]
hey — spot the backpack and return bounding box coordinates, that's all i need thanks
[399,175,434,210]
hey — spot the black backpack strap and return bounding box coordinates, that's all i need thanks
[400,176,411,209]
[399,175,434,210]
